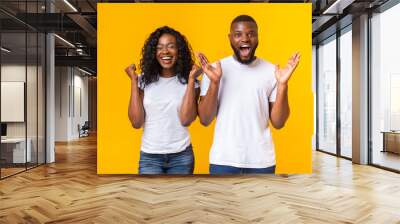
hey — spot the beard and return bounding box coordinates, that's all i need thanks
[231,42,258,65]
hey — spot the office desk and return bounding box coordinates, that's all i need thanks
[1,138,31,163]
[381,131,400,154]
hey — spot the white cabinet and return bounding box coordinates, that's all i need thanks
[1,138,32,163]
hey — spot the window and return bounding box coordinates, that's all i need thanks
[371,2,400,171]
[317,35,337,154]
[339,28,352,158]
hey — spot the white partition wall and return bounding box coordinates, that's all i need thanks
[55,67,89,141]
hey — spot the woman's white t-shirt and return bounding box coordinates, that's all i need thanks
[139,75,198,154]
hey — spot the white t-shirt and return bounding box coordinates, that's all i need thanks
[139,75,199,154]
[200,56,277,168]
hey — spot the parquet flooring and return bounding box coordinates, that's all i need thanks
[1,135,400,223]
[0,167,26,178]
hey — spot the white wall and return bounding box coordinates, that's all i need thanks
[72,72,89,138]
[55,67,69,141]
[55,67,89,141]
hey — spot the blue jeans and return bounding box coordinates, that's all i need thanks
[209,164,276,175]
[139,145,194,175]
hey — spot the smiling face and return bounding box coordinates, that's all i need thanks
[156,33,178,76]
[229,21,258,64]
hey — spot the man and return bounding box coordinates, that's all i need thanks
[197,15,300,174]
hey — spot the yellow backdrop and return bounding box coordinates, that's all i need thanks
[98,3,312,174]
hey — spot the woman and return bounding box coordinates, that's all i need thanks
[125,26,200,174]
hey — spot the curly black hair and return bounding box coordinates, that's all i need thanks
[139,26,194,88]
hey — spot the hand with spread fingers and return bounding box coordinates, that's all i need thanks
[189,64,203,80]
[125,64,138,81]
[197,52,222,84]
[274,52,300,85]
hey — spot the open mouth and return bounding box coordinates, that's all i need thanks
[160,55,173,64]
[239,44,251,58]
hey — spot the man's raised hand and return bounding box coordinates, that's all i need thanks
[274,52,300,85]
[197,52,222,84]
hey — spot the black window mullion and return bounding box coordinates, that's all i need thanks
[316,45,319,151]
[25,0,28,171]
[0,23,2,179]
[336,30,341,157]
[36,0,39,168]
[367,11,373,165]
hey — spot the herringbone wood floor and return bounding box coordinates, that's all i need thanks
[1,135,400,224]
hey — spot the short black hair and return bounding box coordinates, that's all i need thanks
[230,15,258,29]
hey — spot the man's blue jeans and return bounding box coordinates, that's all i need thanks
[139,145,194,175]
[209,164,276,175]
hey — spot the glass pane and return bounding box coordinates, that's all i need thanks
[38,32,45,165]
[318,36,337,154]
[1,1,46,178]
[371,3,400,171]
[26,0,39,170]
[340,29,352,158]
[312,45,317,151]
[1,30,27,177]
[27,31,38,169]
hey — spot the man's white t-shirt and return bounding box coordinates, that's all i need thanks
[139,75,199,154]
[200,56,278,168]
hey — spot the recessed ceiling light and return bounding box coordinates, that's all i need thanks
[54,34,75,48]
[1,47,11,53]
[77,67,93,76]
[323,0,355,15]
[63,0,78,12]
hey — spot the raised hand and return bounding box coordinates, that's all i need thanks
[125,64,138,81]
[189,64,202,80]
[275,52,300,85]
[197,52,222,84]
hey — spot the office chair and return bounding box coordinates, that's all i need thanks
[79,121,90,138]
